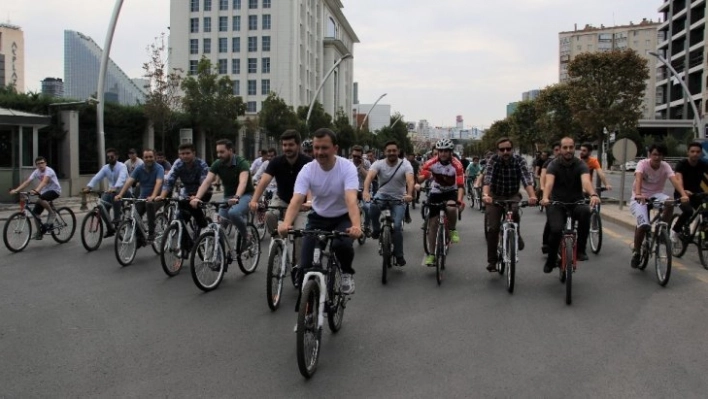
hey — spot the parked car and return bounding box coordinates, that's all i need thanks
[624,160,637,171]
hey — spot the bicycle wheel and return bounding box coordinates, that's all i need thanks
[151,213,168,254]
[435,225,445,285]
[669,215,688,258]
[51,207,76,243]
[655,228,672,287]
[190,231,225,292]
[564,237,573,305]
[497,233,505,275]
[698,226,708,270]
[422,217,430,255]
[638,233,650,270]
[255,209,267,241]
[297,279,321,379]
[3,212,32,252]
[237,224,261,274]
[114,220,138,266]
[80,211,103,252]
[266,240,286,311]
[558,242,566,283]
[381,225,392,285]
[357,208,367,245]
[506,230,516,294]
[160,223,184,277]
[327,256,345,333]
[589,210,602,254]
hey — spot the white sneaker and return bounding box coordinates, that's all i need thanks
[341,273,355,295]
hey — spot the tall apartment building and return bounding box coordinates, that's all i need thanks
[559,19,661,119]
[41,77,64,98]
[0,23,25,91]
[522,89,540,101]
[170,0,358,118]
[655,0,707,123]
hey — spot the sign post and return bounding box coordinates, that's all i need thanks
[612,138,637,210]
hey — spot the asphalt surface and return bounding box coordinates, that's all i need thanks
[2,199,708,397]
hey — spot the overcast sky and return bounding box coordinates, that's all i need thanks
[9,0,659,128]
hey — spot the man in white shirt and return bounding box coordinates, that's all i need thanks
[278,128,362,294]
[10,156,62,240]
[83,147,128,237]
[124,148,144,197]
[250,149,269,175]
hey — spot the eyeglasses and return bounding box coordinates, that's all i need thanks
[497,147,512,152]
[352,155,362,159]
[35,161,46,165]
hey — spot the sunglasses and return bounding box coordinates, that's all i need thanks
[352,155,362,159]
[498,147,512,152]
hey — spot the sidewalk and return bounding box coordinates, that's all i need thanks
[600,203,635,230]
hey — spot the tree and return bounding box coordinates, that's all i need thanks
[534,83,580,146]
[481,119,513,151]
[509,100,540,155]
[142,33,182,154]
[259,92,299,141]
[374,114,413,155]
[332,108,356,153]
[296,100,332,134]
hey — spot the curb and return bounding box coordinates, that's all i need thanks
[600,209,635,231]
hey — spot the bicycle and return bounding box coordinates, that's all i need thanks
[635,198,675,286]
[588,187,608,254]
[159,198,211,277]
[370,198,405,285]
[356,192,369,245]
[3,191,76,252]
[253,190,272,241]
[426,201,460,285]
[492,200,528,294]
[265,205,301,311]
[293,229,350,379]
[80,190,117,252]
[549,199,589,305]
[189,202,261,292]
[670,192,708,269]
[114,198,164,266]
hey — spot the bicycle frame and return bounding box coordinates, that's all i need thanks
[18,192,57,225]
[120,199,150,244]
[500,209,519,265]
[299,232,343,328]
[561,214,578,272]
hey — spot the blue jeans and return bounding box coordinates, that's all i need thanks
[101,191,126,227]
[300,212,354,275]
[369,195,406,257]
[218,193,253,237]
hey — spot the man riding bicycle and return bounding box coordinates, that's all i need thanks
[579,143,611,190]
[83,147,128,238]
[465,156,481,197]
[363,140,415,266]
[10,156,62,240]
[482,137,537,272]
[671,141,708,244]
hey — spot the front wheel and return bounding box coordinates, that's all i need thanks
[160,223,184,277]
[151,213,168,254]
[51,207,76,243]
[589,211,602,254]
[506,230,516,294]
[327,257,345,333]
[564,237,573,305]
[190,231,225,292]
[381,225,392,285]
[655,229,672,287]
[114,220,138,266]
[435,225,445,285]
[670,214,688,258]
[422,217,430,255]
[3,213,32,252]
[237,224,261,274]
[266,240,286,311]
[697,225,708,270]
[297,280,321,379]
[80,211,104,252]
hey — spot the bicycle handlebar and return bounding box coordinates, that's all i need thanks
[287,229,350,239]
[492,200,530,208]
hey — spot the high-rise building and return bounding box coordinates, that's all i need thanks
[0,23,25,91]
[522,89,540,101]
[41,77,64,98]
[64,30,146,105]
[558,19,661,119]
[655,0,707,122]
[506,102,519,116]
[169,0,358,117]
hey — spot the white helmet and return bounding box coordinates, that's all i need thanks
[435,138,454,150]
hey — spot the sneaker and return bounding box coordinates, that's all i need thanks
[395,256,406,266]
[424,254,436,266]
[405,215,412,224]
[33,231,43,240]
[241,235,253,251]
[543,260,556,273]
[631,251,640,269]
[371,230,380,240]
[341,273,355,294]
[486,263,497,272]
[450,230,460,244]
[577,251,589,261]
[518,236,525,251]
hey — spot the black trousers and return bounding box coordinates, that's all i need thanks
[300,212,355,275]
[546,203,591,259]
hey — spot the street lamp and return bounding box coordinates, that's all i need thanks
[649,50,701,138]
[390,114,404,129]
[359,93,388,132]
[305,53,352,128]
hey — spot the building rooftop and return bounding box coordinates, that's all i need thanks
[0,22,22,31]
[560,18,661,34]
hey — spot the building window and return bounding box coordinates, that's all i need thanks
[204,17,212,32]
[190,18,199,33]
[263,0,271,8]
[219,37,228,53]
[204,0,212,11]
[249,0,258,9]
[190,39,199,54]
[190,0,199,12]
[248,80,257,95]
[189,60,199,75]
[219,0,228,10]
[327,17,336,37]
[262,57,270,73]
[233,0,241,9]
[262,36,270,51]
[232,37,241,52]
[233,16,241,31]
[232,58,241,74]
[218,59,228,74]
[219,16,228,32]
[247,101,257,113]
[203,38,212,53]
[262,14,271,30]
[248,36,258,52]
[248,58,257,73]
[233,79,240,95]
[249,15,258,30]
[261,79,270,95]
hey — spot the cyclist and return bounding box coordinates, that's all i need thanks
[579,143,611,190]
[407,153,421,204]
[482,137,537,272]
[363,140,415,266]
[541,142,561,254]
[124,148,144,198]
[190,139,255,246]
[629,143,689,268]
[419,138,465,266]
[301,139,313,157]
[155,151,172,174]
[366,149,379,195]
[351,145,372,231]
[671,141,708,243]
[277,128,362,295]
[115,149,165,242]
[253,148,278,196]
[83,147,129,238]
[534,150,549,188]
[9,156,62,240]
[541,137,600,272]
[465,156,481,196]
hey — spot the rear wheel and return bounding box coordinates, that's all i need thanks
[51,207,76,243]
[160,223,184,277]
[435,225,445,285]
[698,224,708,270]
[297,280,321,379]
[655,228,672,287]
[638,233,650,270]
[670,214,688,258]
[80,211,103,251]
[266,240,286,311]
[506,230,516,294]
[589,210,602,254]
[327,256,345,333]
[564,237,573,305]
[255,209,267,241]
[3,212,31,252]
[381,225,392,285]
[190,231,225,292]
[237,224,261,274]
[114,220,137,266]
[357,207,367,245]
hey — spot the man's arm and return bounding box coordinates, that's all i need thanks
[362,169,378,201]
[581,173,601,206]
[12,176,33,193]
[405,173,415,199]
[345,189,361,229]
[86,166,107,189]
[34,174,52,193]
[115,177,136,199]
[542,174,556,203]
[669,175,689,202]
[595,167,611,189]
[249,173,275,211]
[235,171,249,198]
[193,172,217,200]
[281,193,306,229]
[633,172,643,198]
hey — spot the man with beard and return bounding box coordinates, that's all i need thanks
[278,128,362,295]
[115,149,165,243]
[540,142,561,254]
[124,148,144,198]
[363,140,415,266]
[482,137,537,272]
[191,139,255,246]
[83,148,129,238]
[541,137,600,272]
[579,143,611,190]
[253,147,278,196]
[671,142,708,244]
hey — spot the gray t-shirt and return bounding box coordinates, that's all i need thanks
[371,159,414,198]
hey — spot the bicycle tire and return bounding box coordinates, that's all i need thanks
[3,212,32,252]
[698,226,708,270]
[669,214,688,258]
[357,208,367,245]
[255,210,267,241]
[51,207,76,244]
[422,217,430,255]
[297,280,321,379]
[327,255,345,332]
[266,240,285,311]
[506,230,516,294]
[190,231,226,292]
[237,224,261,274]
[589,211,603,254]
[160,223,184,277]
[381,225,391,285]
[497,232,505,275]
[151,213,168,255]
[80,210,103,252]
[655,228,672,287]
[564,236,573,305]
[638,233,650,270]
[559,241,566,283]
[114,220,138,266]
[435,224,445,285]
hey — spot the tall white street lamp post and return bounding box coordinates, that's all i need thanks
[359,93,388,132]
[390,114,404,129]
[305,53,352,128]
[649,51,701,138]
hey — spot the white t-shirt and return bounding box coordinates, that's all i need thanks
[371,158,413,198]
[294,156,358,217]
[29,166,62,195]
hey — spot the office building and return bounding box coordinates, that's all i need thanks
[0,23,25,91]
[64,30,146,105]
[169,0,359,117]
[506,102,518,116]
[522,89,540,101]
[41,77,64,98]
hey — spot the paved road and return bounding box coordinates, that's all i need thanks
[2,201,708,397]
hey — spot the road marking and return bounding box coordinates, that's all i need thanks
[604,226,691,272]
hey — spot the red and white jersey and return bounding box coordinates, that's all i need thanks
[420,156,464,194]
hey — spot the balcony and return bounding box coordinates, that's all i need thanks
[659,0,670,12]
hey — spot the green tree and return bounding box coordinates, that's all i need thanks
[332,108,356,153]
[535,83,579,146]
[509,100,539,155]
[259,92,299,140]
[481,119,513,151]
[296,100,332,134]
[374,114,413,155]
